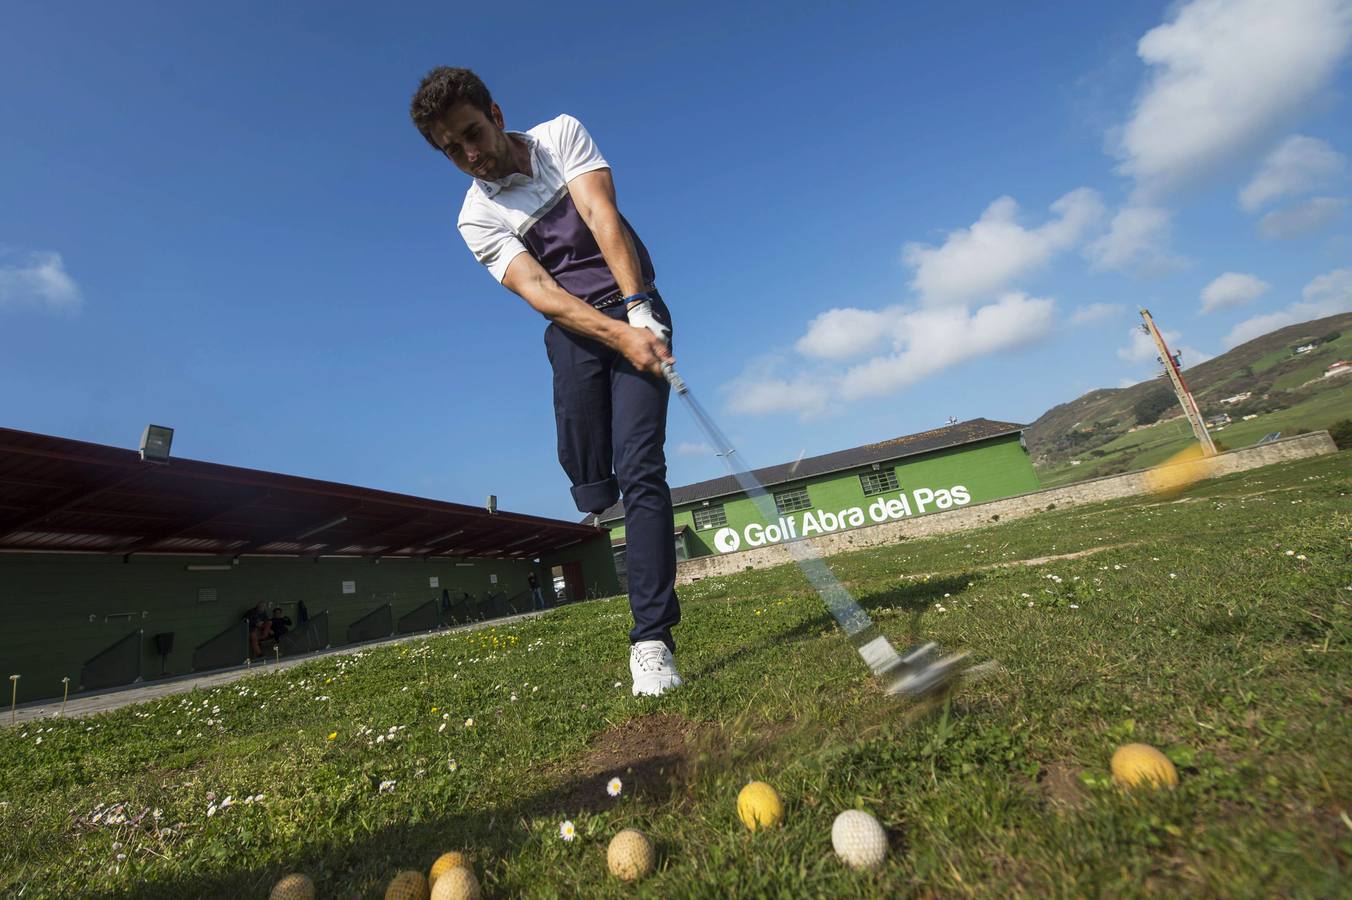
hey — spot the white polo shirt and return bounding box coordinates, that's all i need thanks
[456,114,656,306]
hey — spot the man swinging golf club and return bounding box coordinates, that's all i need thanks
[409,67,683,696]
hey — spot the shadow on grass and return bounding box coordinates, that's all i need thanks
[686,574,976,682]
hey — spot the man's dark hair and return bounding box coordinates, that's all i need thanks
[410,67,494,151]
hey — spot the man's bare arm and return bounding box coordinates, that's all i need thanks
[501,251,671,375]
[566,168,647,302]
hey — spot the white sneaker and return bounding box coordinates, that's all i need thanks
[630,640,684,697]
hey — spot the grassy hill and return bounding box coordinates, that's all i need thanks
[1029,312,1352,486]
[2,452,1349,897]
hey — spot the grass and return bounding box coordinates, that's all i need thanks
[2,453,1350,897]
[1038,380,1352,487]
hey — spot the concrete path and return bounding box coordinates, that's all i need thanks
[6,608,552,727]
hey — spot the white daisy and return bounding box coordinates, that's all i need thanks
[607,777,623,797]
[559,820,576,841]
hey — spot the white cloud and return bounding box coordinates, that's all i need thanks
[796,307,893,360]
[1200,272,1271,314]
[1256,196,1347,239]
[1070,302,1124,324]
[837,293,1056,401]
[674,441,715,458]
[1118,325,1213,369]
[1222,266,1352,346]
[0,250,82,313]
[723,362,834,418]
[902,188,1103,307]
[1118,325,1175,363]
[726,293,1057,417]
[1113,0,1352,196]
[1239,135,1347,211]
[1086,204,1184,273]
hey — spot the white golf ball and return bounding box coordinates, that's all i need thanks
[831,809,888,869]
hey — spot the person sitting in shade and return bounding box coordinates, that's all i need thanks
[269,607,292,645]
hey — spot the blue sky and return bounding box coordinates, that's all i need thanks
[2,0,1350,522]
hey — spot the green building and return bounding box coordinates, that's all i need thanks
[0,426,618,703]
[596,418,1038,570]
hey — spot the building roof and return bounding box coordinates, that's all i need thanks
[0,427,599,559]
[592,417,1026,525]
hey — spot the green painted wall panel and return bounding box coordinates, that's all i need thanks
[607,435,1038,557]
[0,553,547,703]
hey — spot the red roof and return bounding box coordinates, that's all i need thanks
[0,427,598,560]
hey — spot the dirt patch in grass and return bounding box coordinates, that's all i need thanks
[1039,761,1088,812]
[535,713,724,815]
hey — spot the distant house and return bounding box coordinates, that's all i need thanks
[1294,343,1318,354]
[1219,391,1253,405]
[1205,413,1232,429]
[1242,414,1259,421]
[1324,360,1351,378]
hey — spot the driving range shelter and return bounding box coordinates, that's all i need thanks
[0,426,617,703]
[595,418,1038,573]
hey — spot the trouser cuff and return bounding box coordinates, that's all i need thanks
[571,476,620,514]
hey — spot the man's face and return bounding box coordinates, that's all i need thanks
[431,102,515,181]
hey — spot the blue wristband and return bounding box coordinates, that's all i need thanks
[622,292,651,305]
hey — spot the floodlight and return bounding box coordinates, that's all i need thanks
[139,424,174,463]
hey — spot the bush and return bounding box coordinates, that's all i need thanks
[1133,389,1176,426]
[1320,331,1341,343]
[1329,419,1352,450]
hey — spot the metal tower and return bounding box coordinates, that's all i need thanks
[1139,308,1217,456]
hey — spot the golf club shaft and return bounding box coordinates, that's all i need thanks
[662,364,907,678]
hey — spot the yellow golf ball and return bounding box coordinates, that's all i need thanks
[269,873,315,900]
[737,780,784,831]
[1111,743,1179,789]
[430,866,481,900]
[429,851,470,885]
[385,869,430,900]
[607,828,656,882]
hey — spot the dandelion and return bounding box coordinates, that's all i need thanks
[559,820,577,841]
[327,732,337,741]
[607,777,623,797]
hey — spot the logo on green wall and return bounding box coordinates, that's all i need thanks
[711,486,970,554]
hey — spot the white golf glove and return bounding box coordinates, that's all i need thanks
[625,296,670,346]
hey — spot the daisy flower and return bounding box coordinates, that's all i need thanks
[559,820,576,841]
[607,777,623,797]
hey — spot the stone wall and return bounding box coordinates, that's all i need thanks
[675,431,1339,584]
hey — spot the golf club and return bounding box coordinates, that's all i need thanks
[662,363,970,697]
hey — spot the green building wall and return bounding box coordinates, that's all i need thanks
[0,531,617,703]
[607,434,1039,557]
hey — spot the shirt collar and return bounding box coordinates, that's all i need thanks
[475,131,536,198]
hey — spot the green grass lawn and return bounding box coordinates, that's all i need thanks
[3,454,1350,898]
[1038,380,1352,487]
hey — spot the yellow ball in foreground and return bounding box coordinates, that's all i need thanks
[430,866,481,900]
[1111,743,1179,789]
[429,851,470,885]
[385,869,431,900]
[1144,443,1210,498]
[607,829,656,882]
[737,781,784,831]
[269,873,315,900]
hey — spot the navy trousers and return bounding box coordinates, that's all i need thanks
[544,292,681,651]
